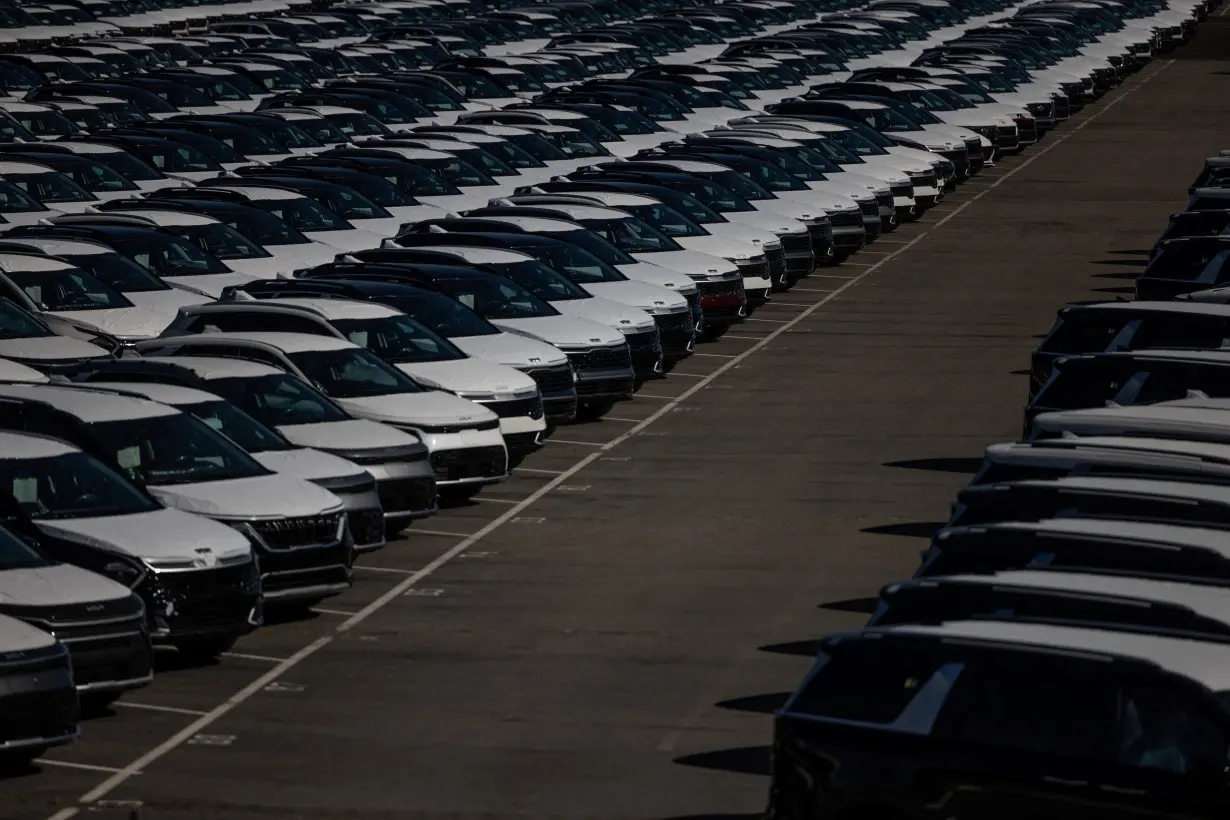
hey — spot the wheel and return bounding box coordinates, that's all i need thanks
[173,635,238,664]
[438,484,484,505]
[384,519,408,539]
[575,399,617,422]
[79,690,123,716]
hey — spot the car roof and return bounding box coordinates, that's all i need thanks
[983,474,1230,503]
[78,380,220,406]
[992,436,1230,462]
[130,355,285,379]
[105,209,219,227]
[0,253,78,273]
[206,297,400,321]
[1066,301,1230,318]
[874,620,1230,690]
[942,516,1230,555]
[0,430,80,460]
[205,184,303,201]
[533,191,659,207]
[1033,401,1230,440]
[151,331,356,354]
[459,213,582,232]
[391,245,535,265]
[490,202,628,221]
[0,237,111,256]
[0,160,60,175]
[0,382,177,423]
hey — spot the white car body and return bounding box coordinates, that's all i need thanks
[193,184,386,254]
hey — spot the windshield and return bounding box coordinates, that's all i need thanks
[8,266,133,311]
[1,452,160,520]
[289,347,423,399]
[330,110,393,138]
[91,149,163,182]
[120,233,232,276]
[385,292,502,338]
[139,142,222,173]
[537,129,608,158]
[321,173,418,208]
[64,107,115,132]
[306,184,392,221]
[89,412,269,486]
[7,171,95,204]
[9,109,80,139]
[505,131,569,162]
[333,315,466,364]
[625,203,709,237]
[591,107,659,136]
[465,138,543,170]
[969,71,1017,94]
[0,299,50,338]
[210,125,284,156]
[291,115,351,144]
[64,251,170,293]
[488,259,592,301]
[257,196,353,232]
[204,206,311,247]
[584,216,684,252]
[535,243,626,284]
[0,180,47,214]
[55,158,139,194]
[823,128,888,157]
[541,227,636,265]
[437,276,559,320]
[184,400,292,453]
[0,520,46,569]
[354,161,460,198]
[176,223,270,260]
[211,373,350,425]
[415,155,496,188]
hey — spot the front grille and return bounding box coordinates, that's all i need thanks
[566,344,632,372]
[873,193,893,211]
[829,208,864,227]
[938,149,967,167]
[377,475,437,515]
[524,362,574,394]
[35,614,151,688]
[141,562,261,636]
[260,558,352,597]
[889,184,912,199]
[684,292,703,329]
[487,395,545,420]
[736,259,769,280]
[0,685,77,745]
[908,170,937,190]
[430,445,507,482]
[697,279,745,298]
[338,445,428,466]
[625,328,661,357]
[1054,97,1070,118]
[766,246,786,283]
[350,508,385,547]
[249,513,344,550]
[1016,119,1037,142]
[782,232,812,254]
[654,311,695,354]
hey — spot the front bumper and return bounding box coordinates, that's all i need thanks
[142,560,265,637]
[625,327,665,381]
[323,482,385,553]
[347,456,438,524]
[695,277,748,326]
[429,443,509,487]
[654,309,696,361]
[0,652,78,754]
[520,362,578,424]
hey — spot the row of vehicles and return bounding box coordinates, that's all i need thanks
[0,0,1163,786]
[767,8,1230,817]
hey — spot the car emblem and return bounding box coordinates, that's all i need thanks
[620,319,630,324]
[2,651,25,662]
[459,416,472,421]
[528,357,541,363]
[85,603,104,613]
[590,338,601,343]
[193,548,218,569]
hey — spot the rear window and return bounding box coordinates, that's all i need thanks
[791,643,941,724]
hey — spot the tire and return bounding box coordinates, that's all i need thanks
[575,399,617,422]
[439,484,484,504]
[173,635,238,664]
[700,324,730,342]
[384,519,408,539]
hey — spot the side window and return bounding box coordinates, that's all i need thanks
[1119,681,1229,775]
[1131,315,1226,350]
[932,657,1119,761]
[791,643,942,725]
[0,282,30,307]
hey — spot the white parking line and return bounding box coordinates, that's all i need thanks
[787,287,836,293]
[49,57,1180,819]
[600,416,641,422]
[310,608,354,617]
[718,334,767,340]
[545,438,605,446]
[114,702,208,717]
[665,372,707,378]
[474,497,520,504]
[691,352,736,358]
[744,317,790,323]
[354,564,421,574]
[632,393,676,399]
[220,652,287,664]
[400,529,472,538]
[37,760,132,775]
[513,467,564,475]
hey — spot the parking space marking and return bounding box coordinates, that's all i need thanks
[220,652,288,664]
[788,287,836,293]
[744,317,790,323]
[600,416,641,422]
[545,438,606,446]
[47,59,1181,820]
[114,702,208,717]
[665,372,707,378]
[719,334,767,340]
[631,393,675,399]
[513,467,564,475]
[36,760,132,775]
[692,352,736,358]
[310,608,355,617]
[354,564,419,575]
[474,497,520,504]
[397,529,472,538]
[807,274,859,279]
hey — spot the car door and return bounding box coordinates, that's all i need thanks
[926,652,1122,819]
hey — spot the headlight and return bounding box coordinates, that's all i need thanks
[456,391,498,402]
[99,553,148,588]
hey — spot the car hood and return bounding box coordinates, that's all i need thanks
[580,280,688,314]
[393,356,538,397]
[450,331,569,369]
[162,271,266,299]
[302,228,384,253]
[610,260,698,294]
[770,187,862,213]
[605,133,673,158]
[0,612,58,651]
[546,295,656,334]
[493,314,625,348]
[718,209,807,235]
[933,109,1016,129]
[147,473,344,520]
[673,233,765,262]
[47,306,173,341]
[627,248,741,278]
[806,177,886,201]
[416,192,493,213]
[0,563,132,607]
[38,507,253,563]
[0,334,110,363]
[124,287,214,314]
[278,418,422,451]
[335,389,498,428]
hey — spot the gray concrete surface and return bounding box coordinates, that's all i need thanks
[9,18,1230,820]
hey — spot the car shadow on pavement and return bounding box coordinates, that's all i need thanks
[760,639,825,657]
[1091,270,1143,279]
[862,521,945,538]
[674,746,772,777]
[1092,285,1136,294]
[717,693,792,715]
[661,814,764,820]
[1106,249,1151,255]
[1090,258,1148,267]
[819,596,880,614]
[883,456,983,473]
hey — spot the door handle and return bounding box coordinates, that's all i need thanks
[1101,785,1147,796]
[1043,776,1087,787]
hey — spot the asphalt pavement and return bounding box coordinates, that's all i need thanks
[9,18,1230,820]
